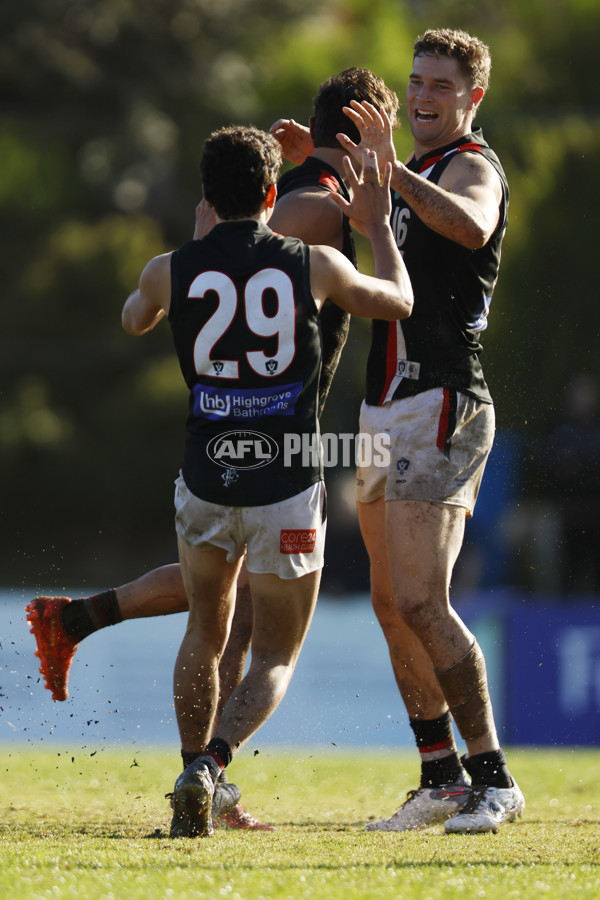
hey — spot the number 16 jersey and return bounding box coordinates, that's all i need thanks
[168,219,322,507]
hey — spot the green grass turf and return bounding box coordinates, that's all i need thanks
[1,746,599,899]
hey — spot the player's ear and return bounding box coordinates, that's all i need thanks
[309,116,316,140]
[265,184,277,209]
[469,86,484,110]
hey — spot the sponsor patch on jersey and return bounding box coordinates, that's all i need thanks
[280,529,316,554]
[194,382,303,421]
[397,359,421,380]
[207,430,279,470]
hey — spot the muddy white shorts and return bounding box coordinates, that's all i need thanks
[174,475,326,580]
[355,388,495,516]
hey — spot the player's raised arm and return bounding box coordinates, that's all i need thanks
[311,150,413,321]
[122,252,172,335]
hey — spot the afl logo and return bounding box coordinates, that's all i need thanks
[207,430,279,470]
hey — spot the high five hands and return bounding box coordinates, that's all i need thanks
[336,100,398,175]
[329,148,393,235]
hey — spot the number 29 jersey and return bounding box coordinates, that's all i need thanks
[168,219,322,507]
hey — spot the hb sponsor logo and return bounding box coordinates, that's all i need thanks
[280,529,317,555]
[207,430,279,470]
[194,382,302,421]
[199,390,231,417]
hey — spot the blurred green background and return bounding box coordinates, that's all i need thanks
[3,0,599,593]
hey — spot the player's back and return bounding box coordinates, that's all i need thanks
[169,219,323,506]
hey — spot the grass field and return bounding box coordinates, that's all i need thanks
[1,746,599,899]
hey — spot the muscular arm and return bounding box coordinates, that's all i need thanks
[390,152,503,249]
[310,236,412,321]
[122,252,172,335]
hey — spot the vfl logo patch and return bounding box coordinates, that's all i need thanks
[213,361,224,375]
[397,359,421,380]
[280,529,317,554]
[396,457,410,484]
[265,359,278,375]
[207,430,279,470]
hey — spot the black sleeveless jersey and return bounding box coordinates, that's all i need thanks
[277,156,357,415]
[169,220,322,506]
[364,129,509,406]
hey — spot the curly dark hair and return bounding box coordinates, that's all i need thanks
[200,125,282,219]
[414,28,491,92]
[312,67,399,148]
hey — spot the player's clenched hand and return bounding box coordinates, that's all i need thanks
[194,198,217,240]
[330,149,392,235]
[269,118,313,164]
[336,100,397,173]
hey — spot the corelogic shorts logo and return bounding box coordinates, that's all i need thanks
[194,382,302,421]
[207,430,279,470]
[280,529,317,554]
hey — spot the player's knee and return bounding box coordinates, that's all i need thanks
[393,589,441,632]
[251,653,296,689]
[370,588,397,628]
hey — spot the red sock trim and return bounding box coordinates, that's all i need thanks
[419,740,454,755]
[205,750,226,772]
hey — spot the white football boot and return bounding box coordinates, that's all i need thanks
[365,778,472,832]
[444,779,525,834]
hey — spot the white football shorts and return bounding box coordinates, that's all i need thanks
[355,387,495,516]
[174,475,326,580]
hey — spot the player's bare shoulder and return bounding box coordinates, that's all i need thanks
[440,151,503,204]
[271,187,344,250]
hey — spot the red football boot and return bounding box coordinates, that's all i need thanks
[216,803,275,831]
[25,597,78,701]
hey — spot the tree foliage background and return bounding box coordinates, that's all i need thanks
[2,0,599,589]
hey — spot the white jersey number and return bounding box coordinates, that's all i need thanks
[391,205,410,249]
[188,268,296,379]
